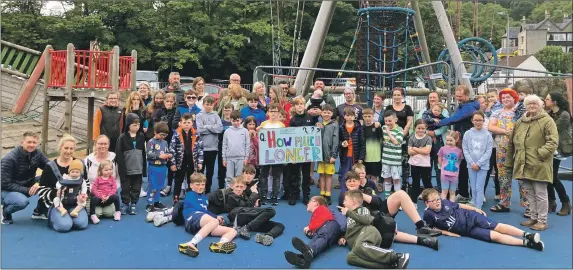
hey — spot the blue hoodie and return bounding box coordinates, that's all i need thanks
[435,100,480,137]
[462,127,493,170]
[240,106,267,126]
[173,103,201,125]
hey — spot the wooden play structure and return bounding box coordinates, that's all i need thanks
[40,43,137,153]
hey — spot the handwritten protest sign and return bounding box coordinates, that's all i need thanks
[258,127,323,165]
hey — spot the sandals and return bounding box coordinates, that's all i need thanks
[490,204,510,212]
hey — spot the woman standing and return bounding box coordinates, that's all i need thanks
[253,82,270,111]
[138,82,153,106]
[93,92,123,152]
[489,88,519,213]
[193,77,208,110]
[36,135,89,232]
[545,91,572,216]
[506,95,558,231]
[385,88,414,187]
[217,84,247,115]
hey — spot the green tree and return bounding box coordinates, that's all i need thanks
[530,1,573,22]
[535,46,573,73]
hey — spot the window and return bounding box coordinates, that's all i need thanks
[569,47,573,53]
[568,33,573,41]
[562,46,567,52]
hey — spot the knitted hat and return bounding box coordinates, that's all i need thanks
[68,159,84,174]
[499,88,519,104]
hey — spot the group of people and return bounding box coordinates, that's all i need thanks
[1,72,571,268]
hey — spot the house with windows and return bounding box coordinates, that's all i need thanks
[516,11,573,55]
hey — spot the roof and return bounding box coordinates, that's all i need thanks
[560,18,572,29]
[492,55,530,68]
[521,17,572,32]
[502,27,520,39]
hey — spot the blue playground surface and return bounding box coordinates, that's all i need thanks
[2,160,572,269]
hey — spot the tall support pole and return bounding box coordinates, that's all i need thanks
[64,43,74,134]
[41,45,53,154]
[431,1,472,94]
[86,97,94,155]
[131,50,137,91]
[294,1,337,95]
[112,46,120,91]
[411,0,435,90]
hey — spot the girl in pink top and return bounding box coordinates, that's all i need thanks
[408,119,433,204]
[89,160,121,224]
[437,131,464,202]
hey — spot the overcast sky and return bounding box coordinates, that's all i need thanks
[41,1,74,16]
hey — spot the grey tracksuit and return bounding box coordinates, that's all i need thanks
[222,126,250,187]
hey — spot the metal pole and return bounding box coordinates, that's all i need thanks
[505,14,510,85]
[411,0,435,90]
[293,1,337,96]
[431,1,472,92]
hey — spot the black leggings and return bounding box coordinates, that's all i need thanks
[484,148,500,196]
[233,207,284,238]
[201,151,218,194]
[89,194,120,215]
[547,159,570,203]
[409,165,432,203]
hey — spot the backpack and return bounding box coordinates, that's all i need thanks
[172,201,185,226]
[373,211,397,249]
[207,188,231,215]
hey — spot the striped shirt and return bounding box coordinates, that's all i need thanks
[382,125,404,166]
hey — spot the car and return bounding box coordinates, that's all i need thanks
[180,83,223,101]
[135,70,161,89]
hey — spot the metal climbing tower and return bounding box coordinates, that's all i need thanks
[355,1,427,98]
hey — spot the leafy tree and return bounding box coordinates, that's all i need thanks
[530,1,573,22]
[535,46,573,73]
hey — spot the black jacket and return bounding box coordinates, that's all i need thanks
[116,113,148,179]
[339,120,366,162]
[290,111,319,127]
[226,192,258,220]
[1,146,49,194]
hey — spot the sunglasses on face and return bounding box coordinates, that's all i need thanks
[186,96,197,100]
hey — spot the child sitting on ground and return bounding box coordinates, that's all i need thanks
[177,173,238,257]
[338,190,410,269]
[225,176,284,246]
[89,160,121,223]
[53,160,88,217]
[284,196,342,269]
[421,188,544,251]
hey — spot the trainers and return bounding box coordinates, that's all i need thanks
[113,211,121,221]
[209,241,237,254]
[284,251,310,269]
[160,186,171,197]
[146,204,155,213]
[525,232,541,243]
[417,226,442,236]
[2,213,14,225]
[418,236,439,251]
[90,214,100,224]
[292,237,313,265]
[31,211,48,220]
[139,189,147,198]
[520,219,537,227]
[178,243,199,257]
[271,196,279,206]
[255,233,274,246]
[530,222,548,231]
[526,239,544,251]
[120,203,129,215]
[154,202,167,210]
[129,203,137,215]
[325,196,332,205]
[394,253,410,269]
[154,214,170,227]
[237,226,251,240]
[146,211,161,223]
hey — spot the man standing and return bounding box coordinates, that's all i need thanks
[163,72,184,105]
[304,80,337,113]
[1,132,49,224]
[219,73,250,99]
[435,85,480,202]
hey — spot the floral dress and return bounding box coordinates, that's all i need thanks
[492,109,526,208]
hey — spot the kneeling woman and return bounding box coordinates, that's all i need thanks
[36,135,89,232]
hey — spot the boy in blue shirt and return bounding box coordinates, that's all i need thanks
[145,122,172,212]
[173,89,202,126]
[178,173,238,257]
[240,93,266,125]
[421,188,544,251]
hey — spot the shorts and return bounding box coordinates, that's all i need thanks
[184,212,206,235]
[466,213,499,242]
[364,162,382,177]
[441,175,458,191]
[370,195,397,218]
[317,162,335,175]
[381,164,401,180]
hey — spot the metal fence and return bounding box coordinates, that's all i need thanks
[253,62,453,113]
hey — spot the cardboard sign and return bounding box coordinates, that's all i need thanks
[258,127,323,165]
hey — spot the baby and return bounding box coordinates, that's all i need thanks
[53,160,88,217]
[422,103,446,142]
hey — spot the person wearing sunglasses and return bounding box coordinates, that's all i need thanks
[173,89,202,127]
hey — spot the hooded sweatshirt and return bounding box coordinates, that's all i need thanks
[115,113,147,179]
[222,126,250,160]
[461,127,493,170]
[196,110,224,151]
[435,100,480,137]
[240,106,266,126]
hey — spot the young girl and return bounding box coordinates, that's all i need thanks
[243,116,259,168]
[437,131,464,201]
[160,93,178,197]
[122,91,146,135]
[462,111,494,209]
[90,160,121,224]
[144,90,166,141]
[408,119,433,205]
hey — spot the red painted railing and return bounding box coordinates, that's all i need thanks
[47,49,135,90]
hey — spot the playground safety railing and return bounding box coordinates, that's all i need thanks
[253,61,454,113]
[0,40,42,78]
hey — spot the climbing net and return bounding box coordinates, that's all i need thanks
[354,6,427,97]
[437,37,498,85]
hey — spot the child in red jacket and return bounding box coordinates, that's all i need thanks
[89,160,121,223]
[284,196,342,268]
